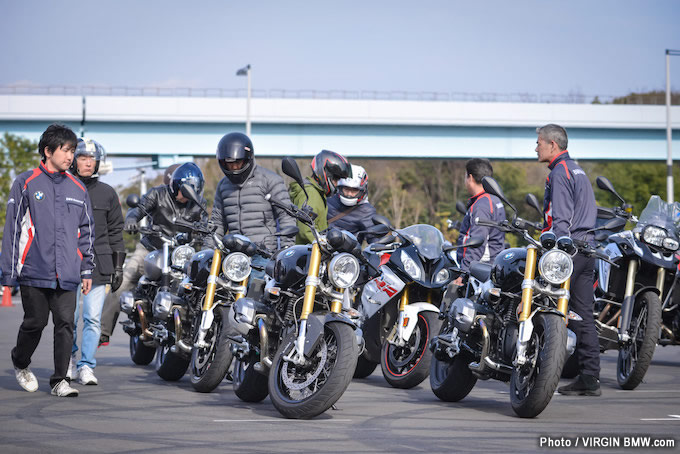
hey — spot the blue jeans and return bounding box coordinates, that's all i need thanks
[72,284,108,369]
[250,254,270,282]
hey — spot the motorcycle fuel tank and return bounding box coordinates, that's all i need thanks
[186,249,214,285]
[273,245,311,288]
[143,250,163,282]
[491,248,527,293]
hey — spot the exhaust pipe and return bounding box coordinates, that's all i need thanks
[254,317,271,372]
[172,307,192,354]
[137,304,153,340]
[469,318,490,375]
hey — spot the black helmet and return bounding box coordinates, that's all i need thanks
[170,162,205,199]
[311,150,351,196]
[70,138,106,176]
[216,132,255,185]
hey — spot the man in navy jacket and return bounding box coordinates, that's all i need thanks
[1,124,95,397]
[536,124,600,397]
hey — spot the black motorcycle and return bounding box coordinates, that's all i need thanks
[226,157,361,419]
[576,176,671,389]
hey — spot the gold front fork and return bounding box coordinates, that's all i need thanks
[518,245,538,322]
[557,278,570,324]
[399,285,410,312]
[300,242,322,321]
[656,267,666,296]
[202,248,223,311]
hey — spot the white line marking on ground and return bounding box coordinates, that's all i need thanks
[616,390,680,393]
[640,415,680,421]
[213,419,353,422]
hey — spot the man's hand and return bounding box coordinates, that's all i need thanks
[111,269,124,292]
[453,276,464,286]
[124,219,138,234]
[81,278,92,295]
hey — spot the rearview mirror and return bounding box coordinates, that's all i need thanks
[596,176,626,204]
[126,194,140,208]
[455,200,467,216]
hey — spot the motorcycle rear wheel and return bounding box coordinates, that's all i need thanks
[156,343,190,381]
[510,313,566,418]
[233,354,269,402]
[130,333,155,365]
[353,353,379,379]
[617,290,662,390]
[381,311,440,389]
[269,321,357,419]
[190,306,234,393]
[430,352,477,402]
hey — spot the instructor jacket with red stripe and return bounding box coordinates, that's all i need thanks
[0,163,95,291]
[456,191,506,270]
[541,151,596,243]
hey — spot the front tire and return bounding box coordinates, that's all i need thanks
[381,311,440,389]
[233,355,269,402]
[130,333,155,365]
[156,343,190,381]
[617,291,662,390]
[510,313,566,418]
[430,352,477,402]
[269,322,358,419]
[190,306,234,393]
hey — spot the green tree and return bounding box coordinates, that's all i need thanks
[0,132,39,243]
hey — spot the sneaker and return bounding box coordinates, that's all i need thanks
[98,335,109,348]
[557,374,601,396]
[66,355,77,380]
[51,379,79,397]
[14,367,39,392]
[77,365,98,385]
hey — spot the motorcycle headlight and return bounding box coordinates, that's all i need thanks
[663,237,679,251]
[642,225,667,248]
[328,253,360,289]
[434,268,450,284]
[401,250,422,281]
[538,249,573,285]
[222,252,251,282]
[171,245,195,268]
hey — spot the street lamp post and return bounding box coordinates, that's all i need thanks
[666,49,680,203]
[236,64,252,136]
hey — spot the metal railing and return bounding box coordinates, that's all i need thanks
[0,84,676,105]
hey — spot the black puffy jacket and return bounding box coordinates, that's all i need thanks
[126,185,208,250]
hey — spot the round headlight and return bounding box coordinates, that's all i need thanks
[642,225,667,248]
[434,268,450,284]
[401,250,422,281]
[222,252,251,282]
[538,249,573,285]
[663,237,679,251]
[328,253,360,289]
[171,245,195,268]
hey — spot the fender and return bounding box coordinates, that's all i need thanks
[302,311,356,358]
[398,302,439,344]
[515,307,566,365]
[619,285,661,337]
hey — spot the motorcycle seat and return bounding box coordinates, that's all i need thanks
[469,262,492,282]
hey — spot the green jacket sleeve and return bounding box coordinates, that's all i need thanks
[289,181,328,245]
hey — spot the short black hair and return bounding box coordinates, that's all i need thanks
[465,158,493,184]
[38,123,77,162]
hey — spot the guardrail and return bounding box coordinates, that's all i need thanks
[0,84,676,105]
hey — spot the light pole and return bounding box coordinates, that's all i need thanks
[236,64,252,136]
[666,49,680,203]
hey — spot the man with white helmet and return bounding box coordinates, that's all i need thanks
[327,164,377,236]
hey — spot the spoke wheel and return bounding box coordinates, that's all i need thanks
[190,306,234,393]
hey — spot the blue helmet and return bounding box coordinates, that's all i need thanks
[170,162,205,199]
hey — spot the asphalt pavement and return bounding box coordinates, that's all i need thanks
[0,293,678,454]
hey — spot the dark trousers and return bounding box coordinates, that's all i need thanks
[11,285,77,387]
[568,254,601,379]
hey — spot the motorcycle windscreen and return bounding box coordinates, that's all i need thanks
[360,266,405,319]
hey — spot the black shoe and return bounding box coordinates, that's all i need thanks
[558,374,601,396]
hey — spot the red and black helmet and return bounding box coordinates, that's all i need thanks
[310,150,351,196]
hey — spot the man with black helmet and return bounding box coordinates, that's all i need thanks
[210,132,296,277]
[99,162,207,344]
[289,149,351,244]
[67,138,125,386]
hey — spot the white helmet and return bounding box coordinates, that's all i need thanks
[337,164,368,207]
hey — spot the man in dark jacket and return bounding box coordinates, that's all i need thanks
[99,162,207,342]
[456,159,506,273]
[211,133,296,278]
[536,124,601,397]
[68,138,125,386]
[1,123,95,397]
[327,164,377,236]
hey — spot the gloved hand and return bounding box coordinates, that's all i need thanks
[110,251,127,292]
[124,219,138,234]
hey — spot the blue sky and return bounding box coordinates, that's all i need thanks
[2,0,679,187]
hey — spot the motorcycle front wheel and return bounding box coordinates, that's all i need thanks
[190,306,234,393]
[269,321,358,419]
[381,311,440,389]
[510,313,566,418]
[617,290,662,390]
[156,343,190,381]
[233,354,269,402]
[130,333,155,365]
